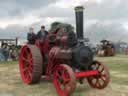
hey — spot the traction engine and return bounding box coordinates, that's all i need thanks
[97,40,115,57]
[19,6,110,96]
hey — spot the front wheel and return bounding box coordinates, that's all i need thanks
[87,61,110,89]
[53,64,76,96]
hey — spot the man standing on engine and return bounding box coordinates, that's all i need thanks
[37,25,48,43]
[27,27,37,44]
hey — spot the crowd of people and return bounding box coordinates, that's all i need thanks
[27,25,48,44]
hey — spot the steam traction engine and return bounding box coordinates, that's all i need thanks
[19,6,110,96]
[97,40,115,57]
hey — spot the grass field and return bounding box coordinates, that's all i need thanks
[0,55,128,96]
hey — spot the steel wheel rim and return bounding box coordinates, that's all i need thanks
[87,61,110,89]
[19,46,33,84]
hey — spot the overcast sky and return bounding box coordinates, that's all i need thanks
[0,0,128,43]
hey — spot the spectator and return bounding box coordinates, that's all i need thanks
[27,27,37,44]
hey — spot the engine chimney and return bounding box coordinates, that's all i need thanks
[75,6,84,40]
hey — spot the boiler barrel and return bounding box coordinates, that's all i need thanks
[75,6,84,39]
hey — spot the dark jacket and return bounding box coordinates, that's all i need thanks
[27,32,37,44]
[37,30,48,42]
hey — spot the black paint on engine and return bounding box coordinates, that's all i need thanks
[72,43,94,71]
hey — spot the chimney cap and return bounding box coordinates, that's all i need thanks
[75,6,84,12]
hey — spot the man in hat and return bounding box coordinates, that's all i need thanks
[37,25,48,42]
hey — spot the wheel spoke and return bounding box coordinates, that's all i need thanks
[23,69,28,75]
[62,70,65,76]
[27,52,32,62]
[25,70,31,80]
[24,48,29,55]
[26,73,30,80]
[102,74,107,78]
[96,79,103,88]
[29,65,33,72]
[63,79,70,85]
[28,59,33,65]
[94,78,99,86]
[96,63,100,69]
[62,71,68,80]
[22,54,33,67]
[98,80,102,87]
[22,57,30,63]
[101,76,106,83]
[27,52,32,57]
[24,70,29,79]
[100,66,104,72]
[28,70,32,79]
[56,71,62,78]
[22,67,28,72]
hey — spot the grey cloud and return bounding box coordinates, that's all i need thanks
[0,0,57,18]
[85,0,128,20]
[35,0,128,22]
[1,0,127,20]
[0,0,128,44]
[85,22,128,43]
[38,6,73,18]
[0,24,27,39]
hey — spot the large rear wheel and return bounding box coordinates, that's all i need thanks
[19,45,43,84]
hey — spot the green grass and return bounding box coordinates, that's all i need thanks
[96,55,128,85]
[0,61,17,65]
[0,55,128,96]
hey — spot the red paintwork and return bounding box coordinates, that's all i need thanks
[75,70,98,79]
[19,29,110,96]
[19,45,33,84]
[35,39,49,55]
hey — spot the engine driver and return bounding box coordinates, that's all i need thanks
[37,25,48,43]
